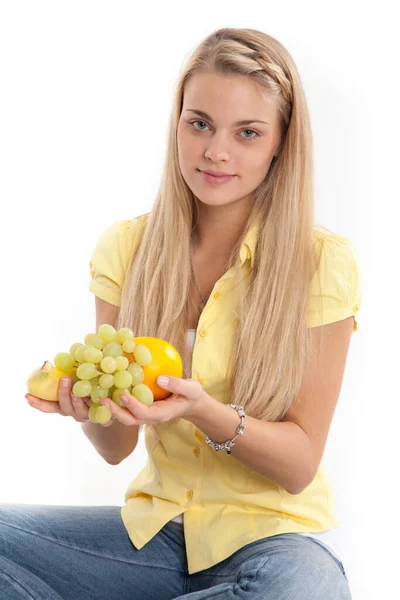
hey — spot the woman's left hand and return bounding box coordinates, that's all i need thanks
[100,376,206,426]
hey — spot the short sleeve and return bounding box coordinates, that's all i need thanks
[88,216,147,307]
[308,230,363,332]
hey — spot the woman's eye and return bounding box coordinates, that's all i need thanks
[190,120,208,131]
[189,120,259,141]
[241,129,259,140]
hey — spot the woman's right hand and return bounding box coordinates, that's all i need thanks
[25,376,114,427]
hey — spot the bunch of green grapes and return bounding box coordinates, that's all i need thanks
[53,325,153,425]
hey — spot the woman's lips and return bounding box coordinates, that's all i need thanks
[198,170,236,184]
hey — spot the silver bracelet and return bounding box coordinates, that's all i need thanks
[205,404,246,455]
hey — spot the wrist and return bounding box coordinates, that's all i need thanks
[205,404,245,455]
[185,393,242,445]
[185,390,213,423]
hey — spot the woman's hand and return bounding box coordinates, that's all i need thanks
[25,376,115,427]
[99,376,207,426]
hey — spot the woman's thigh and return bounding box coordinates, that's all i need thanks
[0,503,186,600]
[180,534,351,600]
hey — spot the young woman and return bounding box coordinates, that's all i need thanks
[4,27,361,599]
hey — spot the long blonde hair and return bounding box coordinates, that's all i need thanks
[116,27,325,422]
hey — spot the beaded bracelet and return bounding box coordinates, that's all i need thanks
[205,404,246,455]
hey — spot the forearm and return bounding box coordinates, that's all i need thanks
[81,420,139,465]
[186,394,314,495]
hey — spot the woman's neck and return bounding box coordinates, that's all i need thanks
[192,200,253,257]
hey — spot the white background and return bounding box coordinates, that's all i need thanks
[0,2,398,599]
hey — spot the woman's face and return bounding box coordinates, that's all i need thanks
[177,70,282,209]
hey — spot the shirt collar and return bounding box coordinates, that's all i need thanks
[239,222,258,267]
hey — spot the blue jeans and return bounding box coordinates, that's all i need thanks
[0,503,351,599]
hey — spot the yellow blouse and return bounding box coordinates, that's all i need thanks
[89,214,363,574]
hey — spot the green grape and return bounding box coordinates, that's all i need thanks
[83,347,103,364]
[117,328,134,343]
[99,373,114,389]
[84,333,105,350]
[88,403,98,423]
[70,343,84,360]
[73,380,92,397]
[76,363,99,380]
[71,372,80,386]
[90,375,100,387]
[114,370,132,389]
[133,344,152,367]
[101,356,117,374]
[122,339,136,353]
[127,362,144,385]
[98,324,117,344]
[90,384,109,404]
[95,404,113,425]
[115,356,129,371]
[103,342,123,358]
[75,345,93,364]
[112,388,129,407]
[54,352,75,371]
[132,383,154,406]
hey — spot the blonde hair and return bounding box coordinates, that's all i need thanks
[116,27,325,422]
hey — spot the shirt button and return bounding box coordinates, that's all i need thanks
[186,490,193,499]
[193,447,200,457]
[353,304,360,312]
[200,329,207,337]
[213,292,221,300]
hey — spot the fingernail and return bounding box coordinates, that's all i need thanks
[26,397,34,404]
[62,378,69,386]
[120,395,128,404]
[71,395,79,402]
[157,376,169,387]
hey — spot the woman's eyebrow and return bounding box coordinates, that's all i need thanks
[184,109,270,127]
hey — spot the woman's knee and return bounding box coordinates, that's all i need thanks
[250,537,351,600]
